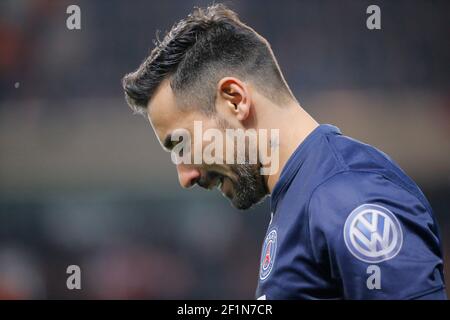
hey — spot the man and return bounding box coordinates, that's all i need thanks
[122,4,446,299]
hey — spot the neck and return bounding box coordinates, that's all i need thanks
[257,98,319,193]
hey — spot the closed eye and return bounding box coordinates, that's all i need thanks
[163,133,184,152]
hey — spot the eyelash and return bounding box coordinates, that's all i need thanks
[169,137,184,152]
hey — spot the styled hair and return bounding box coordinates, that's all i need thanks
[122,3,294,116]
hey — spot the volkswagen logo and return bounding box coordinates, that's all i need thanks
[344,204,403,263]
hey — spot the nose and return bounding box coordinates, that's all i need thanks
[176,164,201,188]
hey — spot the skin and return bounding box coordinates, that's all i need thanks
[147,76,319,210]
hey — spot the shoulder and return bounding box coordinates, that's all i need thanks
[306,169,426,242]
[308,170,391,217]
[306,169,440,259]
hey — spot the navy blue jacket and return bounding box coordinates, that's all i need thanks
[256,124,446,299]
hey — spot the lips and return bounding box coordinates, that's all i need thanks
[204,175,223,190]
[201,173,233,199]
[218,176,234,199]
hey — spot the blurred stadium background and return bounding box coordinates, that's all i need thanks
[0,0,449,299]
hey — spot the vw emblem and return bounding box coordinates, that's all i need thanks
[344,204,403,263]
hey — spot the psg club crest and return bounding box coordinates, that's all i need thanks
[344,204,403,263]
[259,229,277,281]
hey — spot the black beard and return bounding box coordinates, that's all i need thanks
[197,163,269,210]
[199,116,270,210]
[229,162,269,210]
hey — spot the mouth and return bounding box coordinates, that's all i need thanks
[200,172,234,199]
[218,176,234,200]
[203,175,224,191]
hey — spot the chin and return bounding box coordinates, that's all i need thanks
[232,201,253,211]
[229,193,267,211]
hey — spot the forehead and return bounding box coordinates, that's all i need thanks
[146,80,209,141]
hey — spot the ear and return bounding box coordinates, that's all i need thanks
[217,77,251,122]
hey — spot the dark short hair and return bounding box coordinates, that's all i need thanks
[122,3,294,116]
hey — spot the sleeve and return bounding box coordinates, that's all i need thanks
[307,171,446,300]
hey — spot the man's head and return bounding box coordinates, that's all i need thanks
[122,4,295,210]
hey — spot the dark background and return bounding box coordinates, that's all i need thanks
[0,0,449,299]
